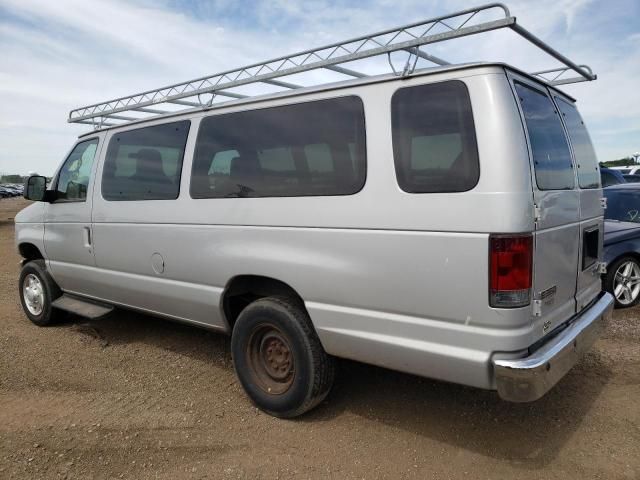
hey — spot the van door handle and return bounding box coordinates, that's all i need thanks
[83,226,92,249]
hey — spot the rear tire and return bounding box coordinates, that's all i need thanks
[231,296,335,418]
[18,260,63,326]
[605,256,640,309]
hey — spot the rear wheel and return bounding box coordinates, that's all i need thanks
[605,256,640,308]
[18,260,63,326]
[231,296,335,418]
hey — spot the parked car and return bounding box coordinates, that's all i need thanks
[623,174,640,183]
[609,166,640,175]
[603,220,640,308]
[14,8,613,417]
[0,185,20,197]
[603,184,640,307]
[601,167,626,187]
[4,185,20,196]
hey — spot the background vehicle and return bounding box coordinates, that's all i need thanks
[609,166,640,175]
[0,184,24,197]
[623,174,640,183]
[603,184,640,307]
[601,167,626,187]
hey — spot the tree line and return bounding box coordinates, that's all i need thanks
[0,174,26,184]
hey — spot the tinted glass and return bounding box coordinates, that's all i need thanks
[556,97,599,189]
[55,139,99,201]
[604,189,640,222]
[515,83,574,190]
[102,121,190,201]
[191,96,366,198]
[601,171,618,187]
[391,81,479,193]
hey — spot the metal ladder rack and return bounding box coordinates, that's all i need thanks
[69,2,596,129]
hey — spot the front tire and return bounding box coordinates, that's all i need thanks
[18,260,63,326]
[605,256,640,308]
[231,296,335,418]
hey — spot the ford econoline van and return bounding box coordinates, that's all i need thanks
[15,4,614,417]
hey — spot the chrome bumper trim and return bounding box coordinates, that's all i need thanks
[492,292,613,402]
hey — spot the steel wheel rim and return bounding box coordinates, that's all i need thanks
[613,261,640,305]
[246,324,295,395]
[23,273,45,316]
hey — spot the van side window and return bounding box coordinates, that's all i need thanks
[190,96,366,198]
[55,138,99,202]
[102,121,190,201]
[555,97,600,189]
[391,81,479,193]
[514,83,574,190]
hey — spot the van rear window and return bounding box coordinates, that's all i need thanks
[190,96,366,198]
[514,83,574,190]
[555,97,600,189]
[391,81,479,193]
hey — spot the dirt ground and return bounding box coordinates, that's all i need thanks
[0,196,639,479]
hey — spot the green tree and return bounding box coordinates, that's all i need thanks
[601,158,636,167]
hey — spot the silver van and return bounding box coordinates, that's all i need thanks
[15,4,614,417]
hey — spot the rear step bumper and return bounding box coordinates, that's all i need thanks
[492,292,614,402]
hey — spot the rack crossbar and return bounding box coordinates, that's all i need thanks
[68,3,596,128]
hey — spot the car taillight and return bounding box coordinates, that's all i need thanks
[489,234,533,308]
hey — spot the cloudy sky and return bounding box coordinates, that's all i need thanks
[1,0,639,175]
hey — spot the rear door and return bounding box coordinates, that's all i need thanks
[553,95,604,311]
[511,75,580,336]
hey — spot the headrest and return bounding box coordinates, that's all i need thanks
[130,148,164,177]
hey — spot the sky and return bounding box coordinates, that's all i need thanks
[0,0,639,176]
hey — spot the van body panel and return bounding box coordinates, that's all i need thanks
[49,260,225,329]
[13,203,46,258]
[14,64,607,399]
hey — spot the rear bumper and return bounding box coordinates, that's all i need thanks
[492,292,613,402]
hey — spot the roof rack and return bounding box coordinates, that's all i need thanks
[69,2,596,129]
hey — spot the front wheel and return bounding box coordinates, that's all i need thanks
[231,296,335,418]
[605,256,640,308]
[18,260,63,326]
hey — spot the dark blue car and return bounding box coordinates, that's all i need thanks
[603,184,640,307]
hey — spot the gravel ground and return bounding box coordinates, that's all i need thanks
[1,196,639,479]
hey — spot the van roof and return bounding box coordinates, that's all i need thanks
[73,3,594,136]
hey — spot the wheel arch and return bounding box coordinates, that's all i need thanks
[221,275,306,332]
[18,242,44,263]
[605,244,640,270]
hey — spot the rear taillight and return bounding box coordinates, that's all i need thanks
[489,234,533,308]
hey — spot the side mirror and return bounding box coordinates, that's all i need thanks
[24,175,47,202]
